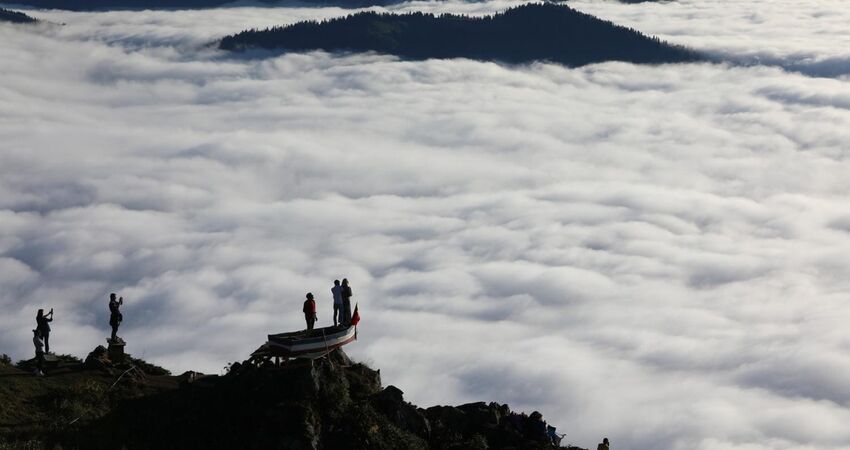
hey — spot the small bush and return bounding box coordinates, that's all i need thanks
[128,356,170,376]
[55,354,83,364]
[16,358,35,371]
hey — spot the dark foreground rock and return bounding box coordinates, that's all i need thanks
[1,348,583,449]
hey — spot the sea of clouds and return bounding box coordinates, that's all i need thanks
[1,1,850,449]
[571,0,850,78]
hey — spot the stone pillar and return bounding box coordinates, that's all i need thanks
[107,339,126,363]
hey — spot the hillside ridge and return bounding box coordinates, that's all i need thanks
[0,0,405,11]
[220,3,701,67]
[0,348,589,449]
[0,7,38,23]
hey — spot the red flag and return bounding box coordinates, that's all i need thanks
[351,303,360,326]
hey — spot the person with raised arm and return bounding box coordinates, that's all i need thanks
[35,308,53,353]
[108,293,124,342]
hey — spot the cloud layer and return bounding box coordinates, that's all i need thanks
[571,0,850,78]
[2,2,850,449]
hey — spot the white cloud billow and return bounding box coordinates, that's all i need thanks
[570,0,850,78]
[2,1,850,449]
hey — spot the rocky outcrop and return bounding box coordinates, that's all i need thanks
[83,345,111,371]
[83,345,170,377]
[5,347,581,449]
[370,385,431,440]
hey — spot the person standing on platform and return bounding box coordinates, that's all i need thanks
[341,279,353,326]
[35,308,53,354]
[109,293,124,342]
[331,280,343,327]
[303,292,317,330]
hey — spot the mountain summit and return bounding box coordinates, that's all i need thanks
[220,3,700,67]
[0,348,587,449]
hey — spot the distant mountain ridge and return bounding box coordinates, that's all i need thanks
[220,3,701,67]
[0,0,401,11]
[0,7,38,22]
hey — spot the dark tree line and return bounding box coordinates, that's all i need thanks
[3,0,238,10]
[3,0,400,11]
[219,3,702,67]
[0,8,38,23]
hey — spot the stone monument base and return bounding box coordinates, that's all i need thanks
[107,338,126,363]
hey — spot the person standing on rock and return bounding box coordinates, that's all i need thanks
[341,278,352,326]
[597,437,610,450]
[331,280,343,327]
[35,308,53,354]
[109,293,124,342]
[32,329,45,376]
[303,292,317,331]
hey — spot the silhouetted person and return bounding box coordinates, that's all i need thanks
[331,280,343,326]
[109,293,124,342]
[527,411,548,442]
[32,329,44,376]
[303,293,317,330]
[597,437,610,450]
[341,278,352,326]
[36,308,53,353]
